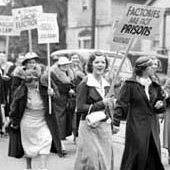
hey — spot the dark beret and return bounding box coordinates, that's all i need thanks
[135,56,152,67]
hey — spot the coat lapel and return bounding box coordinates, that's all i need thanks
[137,83,149,101]
[127,77,152,108]
[86,74,110,100]
[136,83,153,108]
[88,87,103,101]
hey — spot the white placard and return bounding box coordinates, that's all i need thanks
[113,35,131,45]
[0,15,20,36]
[12,5,43,31]
[114,3,164,39]
[37,13,59,44]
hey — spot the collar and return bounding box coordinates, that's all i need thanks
[86,73,110,88]
[136,76,152,87]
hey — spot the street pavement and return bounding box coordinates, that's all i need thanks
[0,122,170,170]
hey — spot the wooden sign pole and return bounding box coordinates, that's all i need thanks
[108,38,134,97]
[47,43,52,114]
[5,36,9,61]
[28,29,32,52]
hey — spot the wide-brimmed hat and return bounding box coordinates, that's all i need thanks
[135,56,153,67]
[57,56,72,65]
[22,52,39,65]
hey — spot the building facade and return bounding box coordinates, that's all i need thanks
[141,0,170,55]
[66,0,148,50]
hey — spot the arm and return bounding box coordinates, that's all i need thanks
[9,84,26,129]
[40,71,60,98]
[163,78,170,99]
[113,82,131,127]
[9,95,20,129]
[154,85,166,114]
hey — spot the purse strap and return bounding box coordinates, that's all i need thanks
[87,104,93,115]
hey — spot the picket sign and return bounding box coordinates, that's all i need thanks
[108,20,131,95]
[114,3,164,39]
[12,6,43,52]
[37,13,59,44]
[109,3,164,97]
[37,13,59,114]
[0,15,20,60]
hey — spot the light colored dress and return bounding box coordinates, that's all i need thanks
[74,74,114,170]
[20,87,52,157]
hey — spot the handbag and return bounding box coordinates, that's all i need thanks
[86,104,106,127]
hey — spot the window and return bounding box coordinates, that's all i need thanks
[82,0,89,10]
[78,37,91,49]
[153,40,160,48]
[78,29,91,48]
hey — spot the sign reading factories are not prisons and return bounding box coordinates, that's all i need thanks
[114,3,164,39]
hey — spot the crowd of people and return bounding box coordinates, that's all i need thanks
[0,51,170,170]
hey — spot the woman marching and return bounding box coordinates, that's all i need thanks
[49,56,75,152]
[113,56,166,170]
[74,52,114,170]
[162,77,170,164]
[8,52,63,170]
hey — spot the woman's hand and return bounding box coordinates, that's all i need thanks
[154,100,164,109]
[10,123,19,130]
[48,88,55,96]
[69,89,75,97]
[112,125,120,134]
[2,75,10,81]
[103,97,114,107]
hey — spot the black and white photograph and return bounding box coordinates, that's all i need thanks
[0,0,170,170]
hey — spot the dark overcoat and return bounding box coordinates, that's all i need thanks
[163,78,170,151]
[0,74,5,129]
[8,82,62,158]
[113,77,165,170]
[76,77,111,119]
[50,71,72,139]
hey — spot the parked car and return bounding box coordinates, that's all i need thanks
[125,51,168,85]
[51,49,133,81]
[126,51,168,75]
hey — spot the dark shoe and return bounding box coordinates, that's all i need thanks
[61,137,66,140]
[168,157,170,164]
[168,151,170,164]
[62,150,68,156]
[58,151,68,158]
[73,136,76,144]
[58,153,65,158]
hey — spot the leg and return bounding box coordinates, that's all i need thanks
[61,140,66,151]
[145,134,165,170]
[26,157,32,170]
[39,154,48,169]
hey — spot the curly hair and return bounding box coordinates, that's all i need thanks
[87,52,109,73]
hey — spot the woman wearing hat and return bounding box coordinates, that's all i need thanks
[11,52,40,95]
[162,77,170,164]
[47,56,75,151]
[74,52,114,170]
[113,56,166,170]
[8,52,63,170]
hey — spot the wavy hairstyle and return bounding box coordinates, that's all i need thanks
[87,52,109,73]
